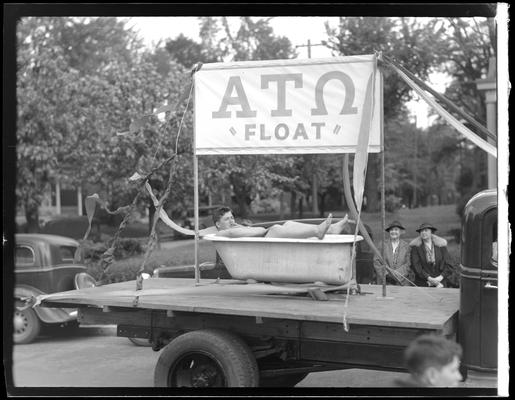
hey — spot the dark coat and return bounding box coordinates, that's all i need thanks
[410,240,456,287]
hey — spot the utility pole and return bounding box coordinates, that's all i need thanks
[295,39,327,216]
[413,114,418,208]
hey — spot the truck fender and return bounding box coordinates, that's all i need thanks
[15,285,77,324]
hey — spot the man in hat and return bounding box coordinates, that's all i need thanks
[373,220,414,286]
[410,223,457,288]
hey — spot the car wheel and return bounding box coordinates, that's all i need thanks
[13,301,41,344]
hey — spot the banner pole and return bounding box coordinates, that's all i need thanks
[379,60,387,298]
[192,79,200,285]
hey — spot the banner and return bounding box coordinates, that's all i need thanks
[194,55,381,155]
[353,66,377,210]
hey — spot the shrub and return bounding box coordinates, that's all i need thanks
[385,194,402,212]
[114,238,145,258]
[41,216,90,239]
[81,240,108,262]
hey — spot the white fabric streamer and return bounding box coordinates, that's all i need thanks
[390,63,497,158]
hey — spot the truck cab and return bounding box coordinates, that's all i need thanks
[459,189,497,373]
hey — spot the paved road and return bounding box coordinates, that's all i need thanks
[7,326,496,392]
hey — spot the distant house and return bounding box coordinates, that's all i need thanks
[16,181,84,228]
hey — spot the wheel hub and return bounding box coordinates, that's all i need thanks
[174,354,225,387]
[13,311,27,332]
[191,365,219,387]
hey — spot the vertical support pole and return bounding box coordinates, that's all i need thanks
[192,79,200,285]
[77,185,83,216]
[379,64,387,297]
[55,181,61,215]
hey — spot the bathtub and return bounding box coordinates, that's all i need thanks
[203,234,363,285]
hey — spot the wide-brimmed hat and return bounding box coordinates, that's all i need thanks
[416,222,437,233]
[385,220,405,232]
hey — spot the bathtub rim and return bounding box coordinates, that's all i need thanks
[202,233,363,244]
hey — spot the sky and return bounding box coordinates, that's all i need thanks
[126,16,338,58]
[126,16,450,128]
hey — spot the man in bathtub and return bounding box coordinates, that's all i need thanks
[145,183,350,240]
[208,206,351,239]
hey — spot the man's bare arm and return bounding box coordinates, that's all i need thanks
[216,227,267,238]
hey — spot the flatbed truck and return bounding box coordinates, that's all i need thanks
[37,189,499,388]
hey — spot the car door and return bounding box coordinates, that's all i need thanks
[15,242,53,293]
[479,207,497,370]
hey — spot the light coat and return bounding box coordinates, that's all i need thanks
[373,239,414,286]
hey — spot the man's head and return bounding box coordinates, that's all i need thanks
[404,334,463,387]
[212,206,236,231]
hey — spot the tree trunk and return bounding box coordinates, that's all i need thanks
[148,204,155,236]
[234,192,249,218]
[319,193,326,217]
[312,171,319,215]
[24,201,40,233]
[279,191,285,220]
[298,196,304,219]
[290,191,297,219]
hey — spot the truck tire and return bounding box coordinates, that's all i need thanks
[13,300,41,344]
[154,329,259,387]
[260,372,309,387]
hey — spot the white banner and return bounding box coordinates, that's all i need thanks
[194,55,381,155]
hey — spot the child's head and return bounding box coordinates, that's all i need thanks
[404,334,463,387]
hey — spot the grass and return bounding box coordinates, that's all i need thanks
[89,205,462,282]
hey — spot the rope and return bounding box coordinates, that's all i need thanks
[381,263,440,301]
[343,57,377,332]
[380,57,496,157]
[381,55,496,143]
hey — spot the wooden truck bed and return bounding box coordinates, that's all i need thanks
[39,278,460,374]
[40,277,459,332]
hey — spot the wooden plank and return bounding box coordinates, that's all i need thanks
[40,278,459,331]
[300,340,406,370]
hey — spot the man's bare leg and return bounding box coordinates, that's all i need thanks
[327,214,349,234]
[266,214,333,239]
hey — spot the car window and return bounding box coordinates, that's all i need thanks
[16,245,35,266]
[59,246,77,263]
[482,208,497,270]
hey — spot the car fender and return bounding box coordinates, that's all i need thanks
[15,285,77,324]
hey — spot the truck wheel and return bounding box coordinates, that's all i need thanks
[13,301,41,344]
[260,372,308,387]
[154,329,259,387]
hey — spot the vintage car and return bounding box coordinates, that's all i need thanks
[14,233,96,344]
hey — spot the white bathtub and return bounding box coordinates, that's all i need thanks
[203,234,363,284]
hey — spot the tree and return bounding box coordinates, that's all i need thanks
[325,17,446,212]
[16,16,190,232]
[165,33,219,69]
[188,17,297,217]
[17,17,83,231]
[433,17,496,210]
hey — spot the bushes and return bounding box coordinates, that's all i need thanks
[41,216,91,239]
[81,238,145,261]
[81,238,146,283]
[385,194,403,212]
